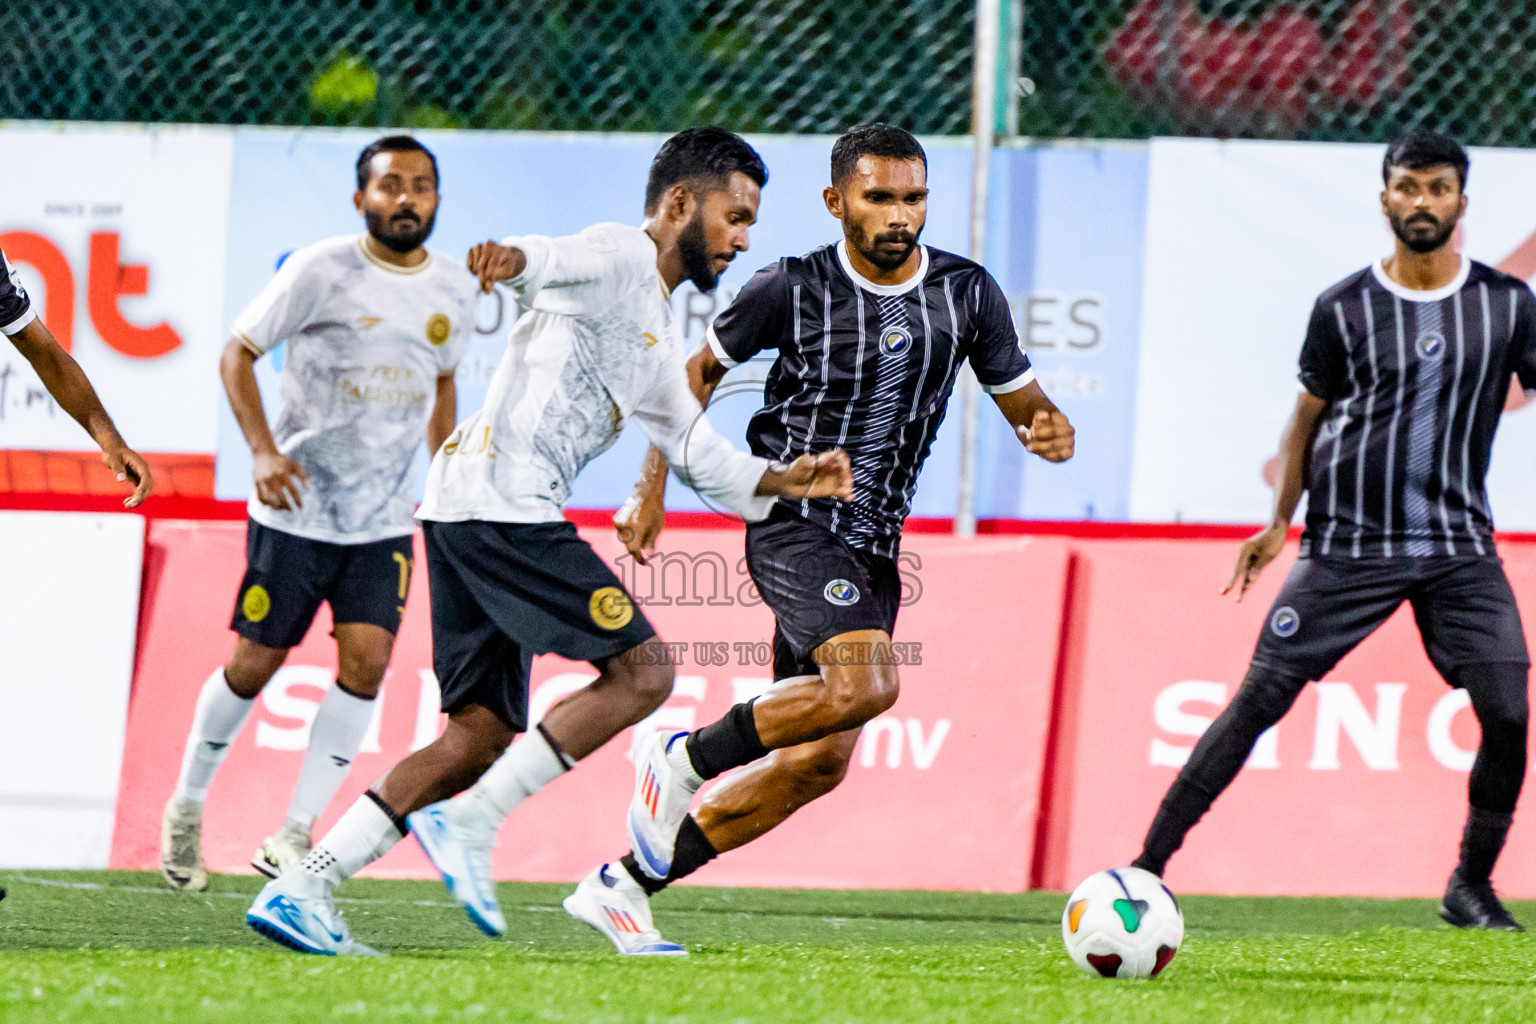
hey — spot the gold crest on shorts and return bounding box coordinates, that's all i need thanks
[588,586,634,630]
[426,312,451,346]
[242,584,271,622]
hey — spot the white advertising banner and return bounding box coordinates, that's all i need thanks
[0,511,143,867]
[0,125,232,454]
[1131,137,1536,529]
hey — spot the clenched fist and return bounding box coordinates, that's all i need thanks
[466,241,528,294]
[1018,408,1075,462]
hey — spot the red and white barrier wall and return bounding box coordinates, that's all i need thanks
[10,507,1536,897]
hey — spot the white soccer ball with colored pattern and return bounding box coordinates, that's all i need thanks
[1061,867,1183,979]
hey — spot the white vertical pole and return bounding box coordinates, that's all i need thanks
[957,0,1001,537]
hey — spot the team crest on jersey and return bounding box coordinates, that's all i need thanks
[589,587,634,630]
[1270,605,1300,638]
[426,313,451,346]
[242,585,271,623]
[880,326,912,356]
[824,579,860,606]
[1417,331,1445,359]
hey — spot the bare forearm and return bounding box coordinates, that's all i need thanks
[220,340,279,456]
[1269,395,1327,528]
[638,345,729,499]
[12,321,124,450]
[427,379,456,455]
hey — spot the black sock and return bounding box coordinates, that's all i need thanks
[620,815,719,896]
[685,700,767,780]
[1458,807,1514,886]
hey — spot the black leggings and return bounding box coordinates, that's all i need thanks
[1134,661,1529,875]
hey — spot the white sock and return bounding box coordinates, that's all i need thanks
[285,683,375,828]
[299,795,403,888]
[457,729,571,829]
[173,668,256,805]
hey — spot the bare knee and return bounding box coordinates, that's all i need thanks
[605,640,676,715]
[224,639,288,699]
[819,664,900,733]
[335,623,394,698]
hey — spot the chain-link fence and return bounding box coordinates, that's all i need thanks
[7,1,1536,145]
[0,0,975,135]
[1022,1,1536,145]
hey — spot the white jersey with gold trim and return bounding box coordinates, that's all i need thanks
[232,234,477,544]
[417,222,774,525]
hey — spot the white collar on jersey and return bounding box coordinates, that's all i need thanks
[1370,253,1470,302]
[356,235,434,275]
[836,239,929,296]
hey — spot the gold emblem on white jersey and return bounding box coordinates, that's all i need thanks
[426,313,451,346]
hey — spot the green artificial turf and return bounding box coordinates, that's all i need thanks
[2,870,1534,1023]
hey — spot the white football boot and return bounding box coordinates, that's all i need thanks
[563,863,686,956]
[407,800,507,937]
[246,869,380,957]
[251,820,313,879]
[160,797,209,892]
[627,731,703,879]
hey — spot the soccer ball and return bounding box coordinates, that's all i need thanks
[1061,867,1183,979]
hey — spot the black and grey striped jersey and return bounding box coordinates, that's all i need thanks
[1298,257,1536,559]
[0,247,37,338]
[707,241,1034,556]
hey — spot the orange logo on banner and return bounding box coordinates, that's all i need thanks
[0,229,182,357]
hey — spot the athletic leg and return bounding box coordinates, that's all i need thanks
[250,622,394,877]
[1413,559,1530,928]
[1439,661,1528,930]
[619,729,861,896]
[161,638,286,891]
[1132,666,1308,876]
[247,704,511,955]
[455,638,674,829]
[684,630,898,777]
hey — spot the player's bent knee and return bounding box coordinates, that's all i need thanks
[820,666,900,732]
[626,658,675,711]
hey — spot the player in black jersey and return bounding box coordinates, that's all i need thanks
[564,124,1074,954]
[1,247,152,506]
[1131,130,1534,930]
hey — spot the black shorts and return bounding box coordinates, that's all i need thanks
[422,519,657,731]
[231,518,414,649]
[1251,555,1530,681]
[744,506,902,680]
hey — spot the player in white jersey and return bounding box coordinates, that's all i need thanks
[161,137,479,891]
[246,128,852,956]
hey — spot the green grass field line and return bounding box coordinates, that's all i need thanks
[3,871,1536,1023]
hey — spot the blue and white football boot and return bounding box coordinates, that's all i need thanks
[408,800,506,937]
[627,731,703,879]
[246,869,380,957]
[563,863,687,956]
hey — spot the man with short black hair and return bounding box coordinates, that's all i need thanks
[246,127,854,956]
[1131,129,1533,931]
[568,122,1074,955]
[161,135,477,891]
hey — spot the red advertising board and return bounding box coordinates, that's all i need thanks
[112,520,1068,892]
[1039,538,1536,899]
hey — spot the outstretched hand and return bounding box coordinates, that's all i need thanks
[103,445,153,509]
[1017,408,1075,462]
[761,450,854,502]
[1223,524,1288,601]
